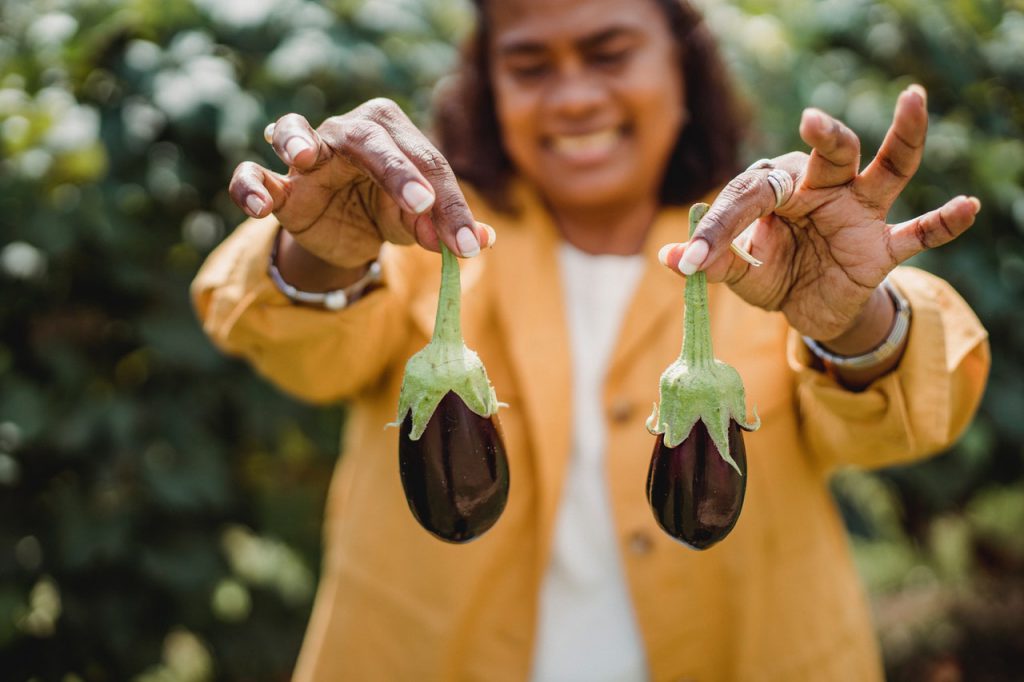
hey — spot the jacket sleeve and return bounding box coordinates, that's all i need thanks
[190,216,414,404]
[788,266,990,473]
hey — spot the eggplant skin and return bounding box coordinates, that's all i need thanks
[646,419,747,550]
[399,391,510,543]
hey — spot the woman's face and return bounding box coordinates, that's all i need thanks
[488,0,686,213]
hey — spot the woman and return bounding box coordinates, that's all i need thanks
[193,0,990,679]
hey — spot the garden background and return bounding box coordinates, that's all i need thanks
[1,0,1022,679]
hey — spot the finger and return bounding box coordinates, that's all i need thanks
[886,195,980,264]
[680,170,788,274]
[269,113,323,170]
[477,222,497,249]
[857,85,928,209]
[412,213,441,252]
[229,161,289,218]
[799,108,860,189]
[318,116,438,219]
[357,98,481,258]
[410,216,495,253]
[657,240,744,284]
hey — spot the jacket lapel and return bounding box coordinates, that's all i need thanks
[604,206,696,380]
[489,192,574,552]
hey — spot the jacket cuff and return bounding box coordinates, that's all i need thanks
[787,267,988,469]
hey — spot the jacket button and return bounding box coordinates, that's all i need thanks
[608,397,634,423]
[627,530,654,555]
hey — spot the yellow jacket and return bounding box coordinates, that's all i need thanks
[192,186,989,682]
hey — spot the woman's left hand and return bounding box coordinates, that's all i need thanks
[658,85,980,345]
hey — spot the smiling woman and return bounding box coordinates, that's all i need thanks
[490,0,687,223]
[437,0,744,247]
[192,0,990,679]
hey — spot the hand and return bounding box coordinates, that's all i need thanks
[658,85,980,343]
[228,98,493,269]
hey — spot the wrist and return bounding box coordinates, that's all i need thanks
[270,229,382,310]
[276,229,378,291]
[821,285,896,356]
[802,279,912,390]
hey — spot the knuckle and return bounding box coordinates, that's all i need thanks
[822,133,842,154]
[436,192,469,217]
[697,211,730,245]
[232,162,260,184]
[879,154,909,180]
[418,148,452,176]
[838,121,857,143]
[228,175,245,197]
[379,155,411,185]
[278,112,308,129]
[779,151,806,167]
[274,113,308,144]
[728,172,762,197]
[912,220,930,250]
[826,117,844,139]
[363,97,401,122]
[318,115,347,142]
[342,120,383,148]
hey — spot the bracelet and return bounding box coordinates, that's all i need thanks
[268,230,382,311]
[802,279,911,371]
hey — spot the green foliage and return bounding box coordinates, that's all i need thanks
[2,0,1022,679]
[0,0,467,679]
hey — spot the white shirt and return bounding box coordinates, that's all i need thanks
[531,242,649,682]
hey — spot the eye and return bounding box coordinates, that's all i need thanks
[508,61,550,80]
[591,48,631,68]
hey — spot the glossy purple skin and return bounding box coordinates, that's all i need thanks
[399,391,510,543]
[646,419,747,550]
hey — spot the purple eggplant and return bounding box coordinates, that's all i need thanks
[646,419,747,549]
[391,243,508,542]
[399,391,509,543]
[646,203,760,549]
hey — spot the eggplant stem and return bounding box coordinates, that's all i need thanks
[681,204,714,369]
[432,243,462,346]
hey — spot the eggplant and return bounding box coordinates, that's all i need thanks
[646,419,747,549]
[399,390,509,542]
[391,243,508,542]
[647,203,759,548]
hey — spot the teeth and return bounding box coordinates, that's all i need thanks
[551,129,619,155]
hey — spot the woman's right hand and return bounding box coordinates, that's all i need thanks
[228,98,492,269]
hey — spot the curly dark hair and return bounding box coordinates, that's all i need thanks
[434,0,747,213]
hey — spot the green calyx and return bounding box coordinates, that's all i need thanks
[645,203,760,474]
[391,243,501,440]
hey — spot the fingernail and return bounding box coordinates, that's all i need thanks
[456,226,480,258]
[246,194,265,216]
[479,222,497,249]
[657,243,677,267]
[907,84,927,106]
[402,182,434,214]
[284,137,311,164]
[678,239,708,276]
[967,196,981,214]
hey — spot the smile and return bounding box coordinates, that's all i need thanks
[548,127,624,163]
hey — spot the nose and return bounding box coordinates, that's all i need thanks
[544,63,607,119]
